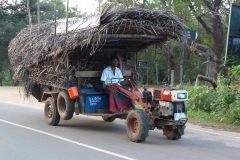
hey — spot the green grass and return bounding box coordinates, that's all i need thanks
[187,110,219,121]
[1,70,14,86]
[187,110,240,132]
[2,80,14,86]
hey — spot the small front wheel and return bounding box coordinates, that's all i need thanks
[126,110,149,143]
[44,97,60,126]
[102,116,116,122]
[163,125,185,140]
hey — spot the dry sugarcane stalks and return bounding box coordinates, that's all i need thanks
[8,7,188,96]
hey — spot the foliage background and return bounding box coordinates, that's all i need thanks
[1,0,240,86]
[188,72,240,125]
[1,0,240,126]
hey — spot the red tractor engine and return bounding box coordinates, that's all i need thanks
[153,88,188,102]
[152,88,188,120]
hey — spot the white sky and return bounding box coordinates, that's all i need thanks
[9,0,99,14]
[68,0,99,14]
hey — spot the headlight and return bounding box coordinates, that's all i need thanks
[171,90,188,102]
[177,93,187,99]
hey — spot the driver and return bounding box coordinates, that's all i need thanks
[101,56,134,113]
[101,56,124,87]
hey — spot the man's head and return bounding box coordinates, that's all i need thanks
[110,56,119,68]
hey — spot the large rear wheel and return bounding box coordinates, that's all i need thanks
[126,110,149,143]
[57,90,74,120]
[44,97,60,126]
[163,125,185,140]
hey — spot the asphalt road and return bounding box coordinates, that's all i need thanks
[0,87,240,160]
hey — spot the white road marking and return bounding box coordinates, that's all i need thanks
[0,119,136,160]
[188,127,240,139]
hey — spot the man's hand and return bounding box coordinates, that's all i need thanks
[120,80,130,86]
[102,83,107,89]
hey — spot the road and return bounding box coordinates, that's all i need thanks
[0,87,240,160]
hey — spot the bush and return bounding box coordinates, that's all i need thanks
[188,86,217,112]
[1,69,14,86]
[188,76,240,125]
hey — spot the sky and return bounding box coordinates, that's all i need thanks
[69,0,99,14]
[9,0,100,14]
[8,0,107,14]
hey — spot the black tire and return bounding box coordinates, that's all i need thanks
[163,125,186,140]
[44,97,60,126]
[126,110,149,143]
[57,90,74,120]
[102,116,116,122]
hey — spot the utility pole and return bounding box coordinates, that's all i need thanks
[180,65,183,89]
[66,0,69,33]
[37,0,40,34]
[54,0,57,36]
[133,0,135,7]
[27,0,32,26]
[99,0,102,13]
[171,70,174,87]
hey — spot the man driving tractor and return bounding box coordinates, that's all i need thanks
[101,56,135,113]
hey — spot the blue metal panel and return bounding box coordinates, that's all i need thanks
[79,88,98,93]
[85,94,109,113]
[78,88,109,113]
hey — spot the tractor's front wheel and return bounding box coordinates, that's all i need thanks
[163,125,186,140]
[102,116,116,122]
[126,110,149,143]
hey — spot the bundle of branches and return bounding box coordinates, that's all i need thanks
[8,7,188,92]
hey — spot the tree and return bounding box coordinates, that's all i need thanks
[187,0,226,79]
[104,0,205,83]
[0,0,84,85]
[104,0,239,85]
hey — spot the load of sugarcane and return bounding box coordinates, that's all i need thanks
[8,6,188,95]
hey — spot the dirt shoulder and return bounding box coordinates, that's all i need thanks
[187,118,240,133]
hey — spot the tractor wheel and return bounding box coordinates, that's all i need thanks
[163,125,186,140]
[57,90,74,120]
[126,110,149,143]
[102,116,116,122]
[44,97,60,126]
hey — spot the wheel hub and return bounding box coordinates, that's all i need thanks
[165,127,174,133]
[129,118,139,134]
[47,105,52,118]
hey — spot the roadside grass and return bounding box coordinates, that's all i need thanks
[1,71,14,86]
[2,80,14,86]
[187,110,240,132]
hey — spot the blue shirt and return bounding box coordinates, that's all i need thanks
[101,66,124,85]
